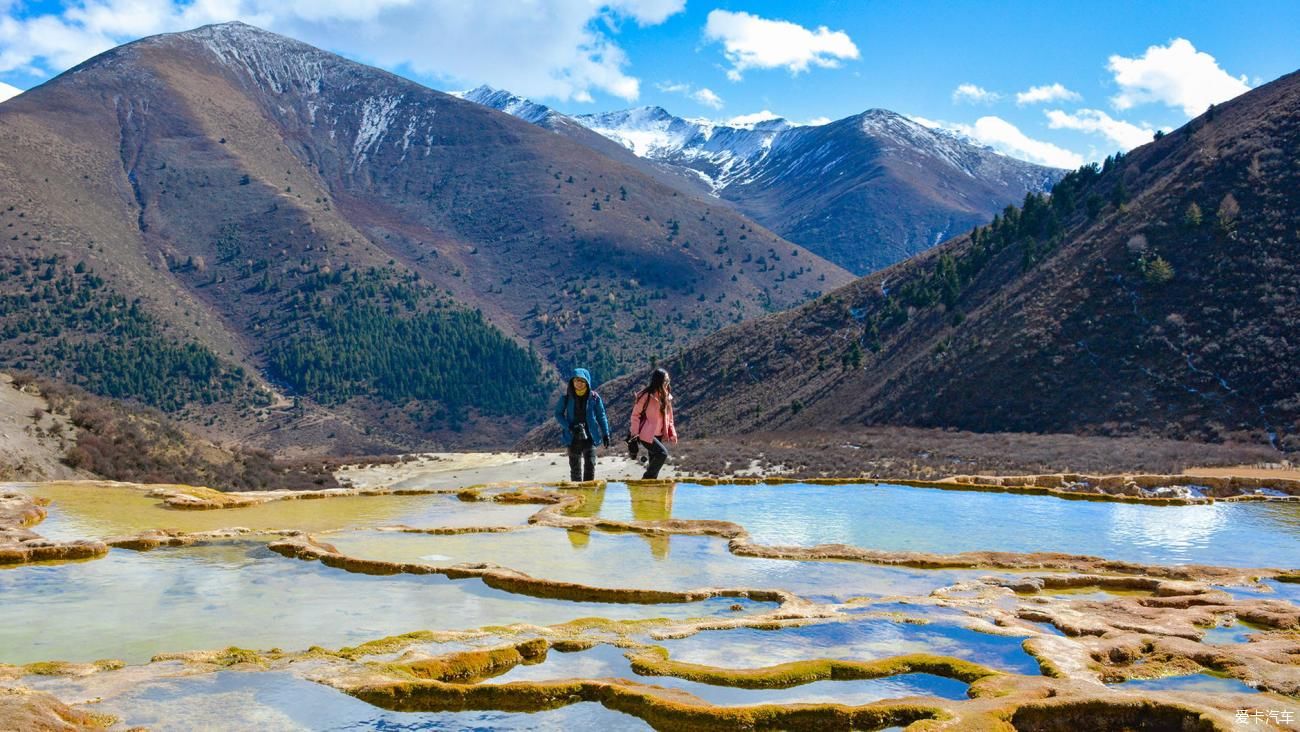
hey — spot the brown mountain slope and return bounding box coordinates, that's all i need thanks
[704,110,1065,275]
[0,22,849,451]
[571,69,1300,451]
[0,371,339,487]
[480,96,1064,276]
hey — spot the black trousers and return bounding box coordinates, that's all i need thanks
[568,439,595,481]
[640,437,668,479]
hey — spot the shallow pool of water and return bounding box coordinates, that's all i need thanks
[585,483,1300,567]
[1200,619,1269,644]
[324,527,979,600]
[17,483,541,541]
[488,643,970,706]
[0,543,771,665]
[28,668,648,731]
[650,619,1042,675]
[1112,673,1259,694]
[1219,579,1300,605]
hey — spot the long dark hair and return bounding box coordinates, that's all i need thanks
[637,368,672,421]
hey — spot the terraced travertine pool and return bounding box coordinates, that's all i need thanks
[583,481,1300,567]
[2,478,1299,731]
[0,542,774,665]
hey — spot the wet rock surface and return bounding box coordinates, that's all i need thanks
[0,491,106,565]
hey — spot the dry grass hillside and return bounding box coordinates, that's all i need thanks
[0,22,849,451]
[0,371,339,488]
[0,372,83,480]
[566,69,1300,452]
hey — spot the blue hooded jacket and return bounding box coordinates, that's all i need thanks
[554,367,611,446]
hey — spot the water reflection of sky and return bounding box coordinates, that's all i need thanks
[31,670,649,731]
[490,643,971,706]
[592,483,1300,568]
[653,620,1041,675]
[0,544,760,665]
[1111,673,1259,694]
[1106,503,1229,564]
[326,527,980,601]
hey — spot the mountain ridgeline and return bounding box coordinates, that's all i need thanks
[465,88,1064,274]
[583,70,1300,450]
[0,22,849,451]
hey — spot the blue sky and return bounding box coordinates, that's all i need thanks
[2,0,1298,167]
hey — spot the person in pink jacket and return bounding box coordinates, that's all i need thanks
[630,368,677,479]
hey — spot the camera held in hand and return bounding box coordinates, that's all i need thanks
[571,422,589,445]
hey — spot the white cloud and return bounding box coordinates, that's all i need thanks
[656,80,724,109]
[952,83,1000,104]
[1045,108,1156,151]
[691,87,723,109]
[1107,38,1249,116]
[725,110,783,126]
[914,114,1082,169]
[1016,82,1080,105]
[721,110,832,128]
[967,116,1082,168]
[0,80,21,102]
[0,0,687,103]
[703,10,858,81]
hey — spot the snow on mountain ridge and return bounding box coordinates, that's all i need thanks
[576,105,1063,195]
[142,23,451,168]
[571,106,794,193]
[457,86,556,125]
[452,83,1062,237]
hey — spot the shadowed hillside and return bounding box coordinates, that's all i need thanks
[567,69,1300,451]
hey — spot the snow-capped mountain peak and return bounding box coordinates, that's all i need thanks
[455,85,1064,274]
[454,85,556,125]
[569,106,796,192]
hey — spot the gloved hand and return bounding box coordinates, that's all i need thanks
[603,437,611,448]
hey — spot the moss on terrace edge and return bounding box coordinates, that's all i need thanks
[4,610,1296,730]
[626,648,1000,688]
[336,634,1287,730]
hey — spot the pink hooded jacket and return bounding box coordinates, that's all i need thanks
[631,392,677,444]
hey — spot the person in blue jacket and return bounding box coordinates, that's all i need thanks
[554,367,611,482]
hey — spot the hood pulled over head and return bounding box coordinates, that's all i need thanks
[570,367,593,391]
